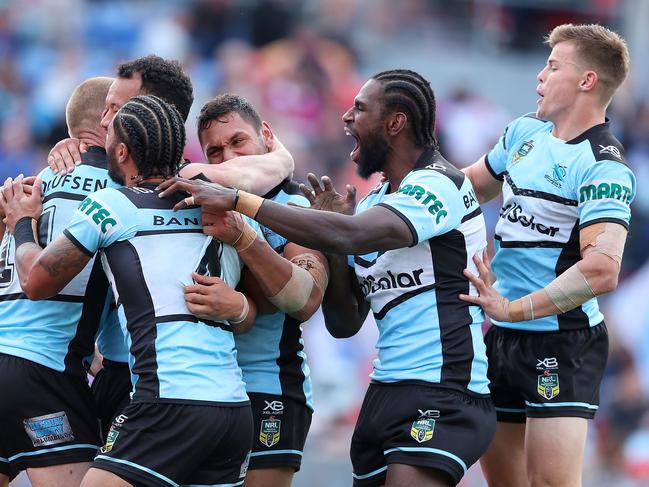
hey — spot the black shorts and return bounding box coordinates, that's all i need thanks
[248,392,312,472]
[485,322,608,423]
[350,382,495,487]
[93,401,253,487]
[0,353,101,479]
[91,359,131,440]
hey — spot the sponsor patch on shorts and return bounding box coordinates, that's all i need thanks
[260,419,281,447]
[23,411,74,447]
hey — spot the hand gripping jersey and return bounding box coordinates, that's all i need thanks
[63,183,260,404]
[234,180,314,409]
[485,114,636,332]
[352,148,489,395]
[0,147,120,377]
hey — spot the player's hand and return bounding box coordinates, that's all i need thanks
[202,210,244,245]
[0,175,43,232]
[299,173,356,215]
[157,177,238,213]
[47,138,87,175]
[459,248,512,322]
[185,273,245,322]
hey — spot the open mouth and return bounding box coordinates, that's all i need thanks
[344,126,360,161]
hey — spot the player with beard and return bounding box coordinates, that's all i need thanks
[189,94,329,487]
[46,55,294,440]
[157,69,496,487]
[460,24,634,487]
[2,95,259,487]
[0,77,117,487]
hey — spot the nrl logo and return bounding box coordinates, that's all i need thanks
[512,140,534,164]
[537,370,560,400]
[599,145,622,159]
[410,418,435,443]
[260,419,281,447]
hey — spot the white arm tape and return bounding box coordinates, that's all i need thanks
[545,264,596,313]
[267,264,314,314]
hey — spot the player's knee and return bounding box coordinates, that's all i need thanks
[527,465,577,487]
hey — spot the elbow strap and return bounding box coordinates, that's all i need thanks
[267,265,314,314]
[545,264,596,313]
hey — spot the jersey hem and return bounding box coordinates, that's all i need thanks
[63,229,94,256]
[579,217,629,231]
[130,398,250,407]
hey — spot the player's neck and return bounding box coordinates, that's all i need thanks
[74,131,105,150]
[384,144,425,191]
[550,103,606,141]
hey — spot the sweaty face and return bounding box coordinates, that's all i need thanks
[536,42,586,122]
[100,75,143,130]
[106,122,125,185]
[342,79,390,179]
[200,112,268,164]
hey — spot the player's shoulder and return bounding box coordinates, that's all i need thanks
[406,148,465,191]
[569,121,627,165]
[357,180,388,210]
[502,112,552,150]
[268,179,309,207]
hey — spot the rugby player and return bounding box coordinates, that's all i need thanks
[3,95,258,487]
[0,77,115,487]
[47,55,294,195]
[47,54,295,439]
[190,94,329,487]
[461,24,635,487]
[159,69,496,487]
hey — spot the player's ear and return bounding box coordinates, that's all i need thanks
[260,121,274,151]
[580,70,598,92]
[386,111,407,137]
[117,142,129,163]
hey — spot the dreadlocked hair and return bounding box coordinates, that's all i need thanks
[113,95,186,180]
[372,69,438,149]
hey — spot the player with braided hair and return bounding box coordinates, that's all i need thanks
[158,70,496,487]
[2,95,260,487]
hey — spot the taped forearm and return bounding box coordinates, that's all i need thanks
[267,264,314,314]
[508,264,595,322]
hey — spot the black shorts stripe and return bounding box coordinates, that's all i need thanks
[63,257,110,377]
[555,222,589,330]
[429,231,474,389]
[504,173,578,206]
[105,241,160,401]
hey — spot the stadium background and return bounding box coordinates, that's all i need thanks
[1,0,648,485]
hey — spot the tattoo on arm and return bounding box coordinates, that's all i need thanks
[38,237,90,278]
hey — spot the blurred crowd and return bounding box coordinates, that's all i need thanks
[1,1,648,485]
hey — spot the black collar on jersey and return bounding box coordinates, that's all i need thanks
[81,145,107,169]
[566,118,610,145]
[263,178,302,200]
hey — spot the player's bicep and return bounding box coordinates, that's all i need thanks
[24,234,92,299]
[282,242,330,291]
[348,206,415,253]
[464,155,503,203]
[579,221,628,264]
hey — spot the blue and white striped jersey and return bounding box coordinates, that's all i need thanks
[234,180,313,409]
[486,114,636,331]
[64,183,260,404]
[0,147,119,377]
[351,148,489,395]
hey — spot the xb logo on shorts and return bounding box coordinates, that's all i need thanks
[263,400,284,415]
[410,410,440,443]
[260,418,281,448]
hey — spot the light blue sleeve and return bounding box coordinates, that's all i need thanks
[63,189,136,255]
[577,160,636,229]
[378,170,464,244]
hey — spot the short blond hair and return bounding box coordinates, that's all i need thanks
[65,77,114,137]
[546,24,630,104]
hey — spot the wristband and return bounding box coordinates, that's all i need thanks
[231,223,258,253]
[14,217,37,248]
[230,292,250,325]
[234,190,264,219]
